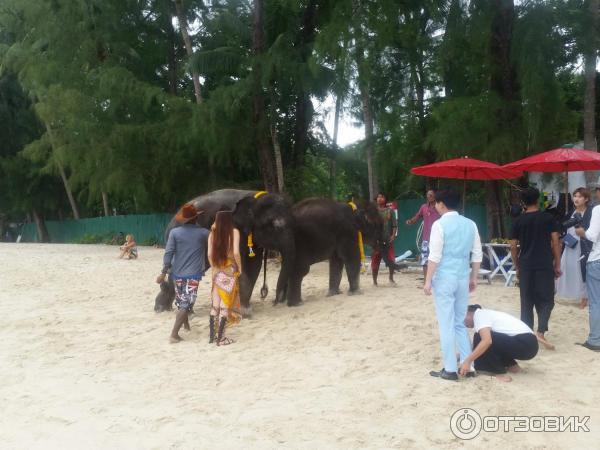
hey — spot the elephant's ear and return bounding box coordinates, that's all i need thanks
[232,196,255,234]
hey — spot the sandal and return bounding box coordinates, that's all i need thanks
[217,337,235,346]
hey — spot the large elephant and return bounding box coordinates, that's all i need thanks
[276,198,388,306]
[154,189,296,314]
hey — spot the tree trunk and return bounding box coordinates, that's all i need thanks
[56,159,80,220]
[45,124,80,219]
[271,115,285,193]
[173,0,202,104]
[102,191,110,217]
[355,40,379,200]
[484,181,506,239]
[584,56,597,152]
[32,208,50,242]
[487,0,518,237]
[585,0,599,185]
[252,0,277,192]
[166,0,178,96]
[361,86,378,201]
[490,0,518,103]
[0,215,5,242]
[291,0,318,169]
[330,92,342,199]
[353,0,379,200]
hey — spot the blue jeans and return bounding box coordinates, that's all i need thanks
[585,260,600,346]
[433,275,472,372]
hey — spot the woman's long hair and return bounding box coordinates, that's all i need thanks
[211,211,234,267]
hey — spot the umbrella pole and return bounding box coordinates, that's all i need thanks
[564,171,568,214]
[462,179,466,214]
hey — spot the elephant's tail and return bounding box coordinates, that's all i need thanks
[260,250,269,299]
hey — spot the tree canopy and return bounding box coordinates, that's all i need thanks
[0,0,597,227]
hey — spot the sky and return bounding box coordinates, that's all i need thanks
[316,94,365,148]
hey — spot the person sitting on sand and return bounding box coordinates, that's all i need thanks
[156,203,209,343]
[119,234,138,259]
[460,304,539,382]
[207,211,242,346]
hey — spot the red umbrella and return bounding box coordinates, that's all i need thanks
[502,148,600,172]
[503,148,600,209]
[412,156,523,180]
[411,156,523,209]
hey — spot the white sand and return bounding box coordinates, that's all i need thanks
[1,243,598,449]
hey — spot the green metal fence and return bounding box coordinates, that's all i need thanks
[391,199,488,256]
[19,201,488,252]
[21,214,173,245]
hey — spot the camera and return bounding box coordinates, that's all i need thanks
[562,212,583,230]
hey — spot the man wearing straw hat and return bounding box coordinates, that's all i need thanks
[156,203,209,343]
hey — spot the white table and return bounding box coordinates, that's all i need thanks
[483,243,514,283]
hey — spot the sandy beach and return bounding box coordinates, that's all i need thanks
[1,243,598,449]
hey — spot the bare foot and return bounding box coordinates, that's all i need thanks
[507,363,521,374]
[169,335,183,344]
[536,332,555,350]
[580,298,588,309]
[495,373,513,382]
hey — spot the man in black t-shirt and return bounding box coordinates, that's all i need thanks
[510,187,561,350]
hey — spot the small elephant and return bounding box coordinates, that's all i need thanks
[276,198,387,306]
[155,189,296,315]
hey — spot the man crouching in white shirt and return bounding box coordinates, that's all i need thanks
[460,304,539,382]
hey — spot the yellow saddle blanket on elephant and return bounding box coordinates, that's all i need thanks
[212,260,242,326]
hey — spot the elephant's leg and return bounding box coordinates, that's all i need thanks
[327,253,344,297]
[286,265,309,307]
[341,243,361,295]
[273,275,287,305]
[239,247,264,317]
[274,258,288,304]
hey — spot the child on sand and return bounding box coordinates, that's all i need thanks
[119,234,138,259]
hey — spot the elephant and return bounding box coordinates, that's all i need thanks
[275,198,390,306]
[154,189,296,315]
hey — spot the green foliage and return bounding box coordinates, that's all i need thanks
[140,236,158,246]
[75,233,105,244]
[0,0,596,224]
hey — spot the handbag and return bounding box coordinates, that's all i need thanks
[563,233,578,249]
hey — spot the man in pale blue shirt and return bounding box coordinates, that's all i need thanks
[424,188,483,380]
[156,203,209,343]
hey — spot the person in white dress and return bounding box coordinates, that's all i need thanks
[557,188,592,308]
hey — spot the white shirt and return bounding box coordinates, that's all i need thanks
[585,205,600,262]
[473,309,534,336]
[428,211,483,264]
